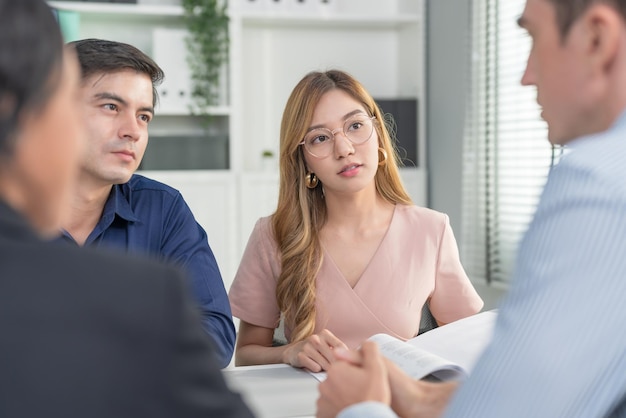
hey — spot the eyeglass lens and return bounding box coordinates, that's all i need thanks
[303,115,374,158]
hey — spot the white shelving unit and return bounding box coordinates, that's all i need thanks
[47,0,426,290]
[49,1,182,15]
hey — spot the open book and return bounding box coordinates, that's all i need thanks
[310,310,497,382]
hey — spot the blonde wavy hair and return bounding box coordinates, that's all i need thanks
[272,69,413,342]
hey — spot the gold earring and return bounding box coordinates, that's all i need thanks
[305,172,318,189]
[378,147,388,166]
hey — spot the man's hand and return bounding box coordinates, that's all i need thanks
[386,360,460,418]
[316,341,391,418]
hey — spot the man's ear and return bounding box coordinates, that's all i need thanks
[583,4,622,73]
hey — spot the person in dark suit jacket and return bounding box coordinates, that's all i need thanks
[0,1,253,417]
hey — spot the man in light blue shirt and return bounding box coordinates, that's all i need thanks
[317,0,626,416]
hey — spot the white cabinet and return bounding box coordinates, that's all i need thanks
[230,0,424,172]
[151,28,194,115]
[47,0,426,288]
[141,170,240,289]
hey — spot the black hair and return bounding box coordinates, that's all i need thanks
[69,38,164,107]
[0,0,64,157]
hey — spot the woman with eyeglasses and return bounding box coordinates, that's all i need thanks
[228,69,483,371]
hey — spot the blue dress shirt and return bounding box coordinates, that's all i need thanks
[339,112,626,417]
[56,174,236,368]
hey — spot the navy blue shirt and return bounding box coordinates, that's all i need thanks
[56,174,235,367]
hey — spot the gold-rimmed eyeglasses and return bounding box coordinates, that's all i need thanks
[299,114,376,158]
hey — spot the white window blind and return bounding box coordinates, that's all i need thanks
[461,0,561,284]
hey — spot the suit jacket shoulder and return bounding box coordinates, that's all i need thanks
[0,204,252,418]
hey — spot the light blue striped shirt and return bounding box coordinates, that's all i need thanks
[339,112,626,418]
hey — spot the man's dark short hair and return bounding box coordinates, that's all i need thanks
[550,0,626,37]
[69,39,164,107]
[0,0,64,157]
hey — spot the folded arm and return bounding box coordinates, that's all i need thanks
[235,321,348,372]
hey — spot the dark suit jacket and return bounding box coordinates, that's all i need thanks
[0,200,253,418]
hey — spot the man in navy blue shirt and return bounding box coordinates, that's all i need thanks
[56,38,235,367]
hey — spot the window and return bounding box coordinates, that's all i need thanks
[461,0,562,284]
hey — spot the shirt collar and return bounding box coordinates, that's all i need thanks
[57,181,140,245]
[104,182,140,223]
[567,108,626,149]
[612,108,626,133]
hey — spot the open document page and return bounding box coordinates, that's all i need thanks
[310,310,497,382]
[368,333,465,381]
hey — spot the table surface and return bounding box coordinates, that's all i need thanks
[221,310,498,418]
[222,364,318,418]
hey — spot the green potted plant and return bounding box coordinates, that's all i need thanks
[181,0,229,118]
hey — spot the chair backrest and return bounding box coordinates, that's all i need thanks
[418,303,439,335]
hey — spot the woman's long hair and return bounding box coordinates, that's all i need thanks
[273,69,413,342]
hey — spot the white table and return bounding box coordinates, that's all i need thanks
[222,364,319,418]
[221,310,497,418]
